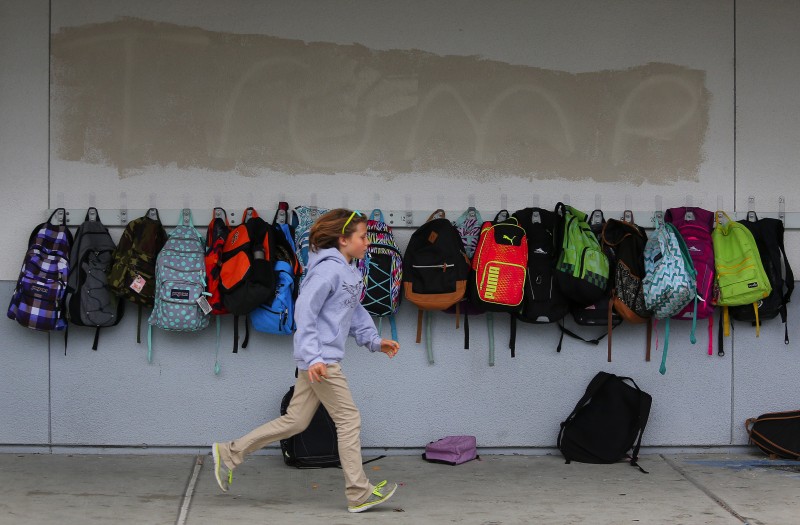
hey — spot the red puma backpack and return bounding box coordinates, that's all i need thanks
[468,215,527,312]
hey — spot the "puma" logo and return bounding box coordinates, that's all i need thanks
[502,235,516,243]
[484,266,501,299]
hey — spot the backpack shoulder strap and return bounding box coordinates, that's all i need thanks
[242,207,259,223]
[47,208,68,226]
[212,207,229,225]
[207,207,230,246]
[494,210,510,222]
[617,376,652,471]
[427,209,446,222]
[776,221,794,304]
[369,208,385,223]
[563,372,615,423]
[273,202,290,225]
[178,208,194,228]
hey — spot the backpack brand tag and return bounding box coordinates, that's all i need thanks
[196,295,212,314]
[171,289,190,299]
[532,212,541,224]
[31,284,49,296]
[130,274,146,293]
[748,282,758,288]
[428,231,439,244]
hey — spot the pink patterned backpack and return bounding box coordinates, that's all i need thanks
[664,207,716,355]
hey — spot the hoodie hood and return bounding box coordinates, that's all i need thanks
[305,247,349,274]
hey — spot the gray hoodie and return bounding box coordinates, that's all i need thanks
[293,247,382,370]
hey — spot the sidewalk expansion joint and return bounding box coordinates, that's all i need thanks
[660,454,760,525]
[176,454,204,525]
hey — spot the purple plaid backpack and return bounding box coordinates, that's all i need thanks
[8,209,74,331]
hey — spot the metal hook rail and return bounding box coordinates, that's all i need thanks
[44,207,800,229]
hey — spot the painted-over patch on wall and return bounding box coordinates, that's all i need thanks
[51,18,709,183]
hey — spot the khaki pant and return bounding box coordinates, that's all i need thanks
[217,363,374,505]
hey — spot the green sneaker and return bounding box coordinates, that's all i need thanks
[347,480,398,513]
[211,443,233,492]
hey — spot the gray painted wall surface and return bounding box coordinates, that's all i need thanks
[3,275,798,450]
[2,1,800,452]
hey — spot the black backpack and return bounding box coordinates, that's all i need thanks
[557,372,652,472]
[66,208,125,349]
[746,409,800,460]
[403,210,471,364]
[509,207,569,356]
[730,213,794,344]
[279,385,340,469]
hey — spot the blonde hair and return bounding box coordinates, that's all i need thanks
[309,209,367,252]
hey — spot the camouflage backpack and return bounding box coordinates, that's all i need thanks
[108,209,168,343]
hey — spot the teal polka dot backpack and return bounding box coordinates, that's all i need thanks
[148,209,210,362]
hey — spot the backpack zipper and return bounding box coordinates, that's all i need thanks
[413,263,454,271]
[717,258,755,275]
[578,246,588,277]
[368,242,401,255]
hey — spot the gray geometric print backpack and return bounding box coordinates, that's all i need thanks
[643,215,697,375]
[148,209,210,363]
[66,208,125,350]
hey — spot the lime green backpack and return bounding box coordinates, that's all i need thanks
[712,211,771,338]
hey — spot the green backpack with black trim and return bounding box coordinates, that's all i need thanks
[712,211,772,343]
[555,203,610,307]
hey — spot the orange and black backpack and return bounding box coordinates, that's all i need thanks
[218,207,276,351]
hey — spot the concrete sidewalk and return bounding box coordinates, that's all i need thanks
[1,452,798,524]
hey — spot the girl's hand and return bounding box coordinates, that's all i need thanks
[308,362,328,383]
[380,339,400,358]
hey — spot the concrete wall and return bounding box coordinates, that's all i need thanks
[1,0,799,452]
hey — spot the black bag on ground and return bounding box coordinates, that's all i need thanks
[746,410,800,460]
[279,385,340,468]
[557,372,651,471]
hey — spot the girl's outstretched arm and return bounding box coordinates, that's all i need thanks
[379,339,400,358]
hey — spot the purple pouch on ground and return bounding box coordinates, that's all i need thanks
[423,435,478,465]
